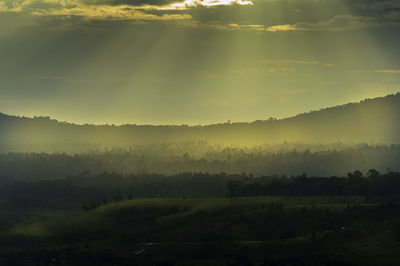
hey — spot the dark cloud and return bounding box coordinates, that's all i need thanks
[83,0,178,7]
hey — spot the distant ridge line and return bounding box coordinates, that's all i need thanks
[1,93,399,128]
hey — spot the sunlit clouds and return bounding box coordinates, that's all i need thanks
[375,70,400,74]
[266,15,381,32]
[197,15,386,33]
[0,0,253,21]
[1,0,399,32]
[166,0,253,10]
[266,24,296,32]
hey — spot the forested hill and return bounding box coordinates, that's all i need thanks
[1,93,400,152]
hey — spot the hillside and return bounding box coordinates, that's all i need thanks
[1,93,400,152]
[2,196,400,265]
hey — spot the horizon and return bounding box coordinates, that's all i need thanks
[1,92,398,127]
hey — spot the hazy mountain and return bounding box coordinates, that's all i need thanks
[1,93,399,153]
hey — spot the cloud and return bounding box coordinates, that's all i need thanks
[375,70,400,74]
[266,15,381,32]
[38,4,192,21]
[266,24,296,32]
[83,0,177,6]
[385,10,400,20]
[0,0,253,22]
[0,0,397,33]
[167,0,253,9]
[232,68,276,75]
[196,14,385,34]
[82,0,253,8]
[279,67,295,72]
[0,0,192,21]
[232,67,301,75]
[263,59,335,68]
[232,60,336,77]
[284,60,335,68]
[283,60,320,65]
[353,0,400,10]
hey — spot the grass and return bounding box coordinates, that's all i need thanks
[4,196,369,238]
[1,196,399,265]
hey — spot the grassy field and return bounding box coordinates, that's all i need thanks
[0,196,399,265]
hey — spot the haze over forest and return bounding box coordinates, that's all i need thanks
[1,93,399,152]
[0,93,399,180]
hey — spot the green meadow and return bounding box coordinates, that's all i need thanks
[1,196,399,265]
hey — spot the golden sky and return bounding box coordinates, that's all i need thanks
[0,0,400,125]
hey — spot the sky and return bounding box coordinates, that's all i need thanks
[0,0,400,125]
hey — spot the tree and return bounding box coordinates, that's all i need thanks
[348,170,363,180]
[367,169,380,179]
[113,188,123,202]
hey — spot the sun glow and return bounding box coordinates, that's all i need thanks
[167,0,253,10]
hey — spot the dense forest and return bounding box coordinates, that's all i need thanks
[1,93,400,153]
[0,143,399,184]
[1,169,400,211]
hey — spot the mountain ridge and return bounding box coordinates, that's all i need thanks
[1,93,400,152]
[0,93,398,127]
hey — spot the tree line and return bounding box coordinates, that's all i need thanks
[227,169,400,197]
[2,169,400,212]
